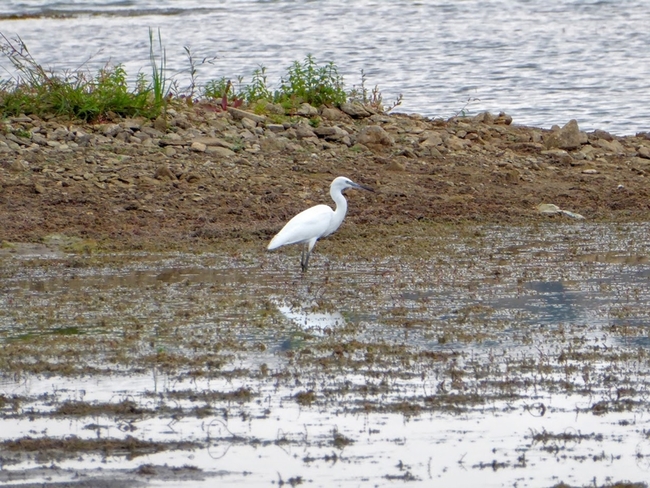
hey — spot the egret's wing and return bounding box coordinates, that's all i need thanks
[268,204,333,250]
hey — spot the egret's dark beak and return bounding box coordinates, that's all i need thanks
[351,182,374,192]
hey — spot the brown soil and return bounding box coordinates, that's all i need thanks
[1,106,649,250]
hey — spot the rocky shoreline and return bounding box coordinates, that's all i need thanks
[1,102,649,249]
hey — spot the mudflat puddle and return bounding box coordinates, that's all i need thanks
[1,222,650,487]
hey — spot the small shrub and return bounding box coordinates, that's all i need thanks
[0,32,395,121]
[241,65,272,104]
[275,54,346,109]
[0,33,158,121]
[348,69,402,113]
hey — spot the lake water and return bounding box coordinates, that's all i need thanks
[0,0,649,135]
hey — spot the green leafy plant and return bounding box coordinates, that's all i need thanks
[241,65,272,104]
[276,54,346,109]
[0,33,154,121]
[0,32,399,122]
[203,76,231,100]
[203,77,243,110]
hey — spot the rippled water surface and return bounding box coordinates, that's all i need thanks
[1,0,649,135]
[2,222,650,486]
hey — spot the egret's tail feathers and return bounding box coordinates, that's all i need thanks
[267,235,282,250]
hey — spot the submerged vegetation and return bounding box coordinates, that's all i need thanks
[0,30,400,122]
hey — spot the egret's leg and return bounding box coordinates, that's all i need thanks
[301,244,311,272]
[300,239,317,272]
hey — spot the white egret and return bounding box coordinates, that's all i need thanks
[268,176,373,271]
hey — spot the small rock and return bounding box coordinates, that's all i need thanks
[297,103,319,117]
[594,138,625,154]
[8,160,28,172]
[356,125,393,146]
[264,103,285,114]
[206,146,236,158]
[142,126,165,138]
[541,148,574,165]
[154,116,167,132]
[320,107,349,121]
[190,142,207,152]
[191,137,233,149]
[164,146,177,157]
[582,168,599,174]
[228,107,266,124]
[171,116,191,129]
[537,203,585,219]
[159,133,184,146]
[138,176,161,186]
[592,129,614,141]
[313,126,349,142]
[10,115,32,123]
[101,124,121,137]
[154,166,176,180]
[544,119,586,150]
[387,161,405,171]
[444,135,469,152]
[34,182,45,194]
[494,112,513,125]
[122,118,142,131]
[240,129,258,141]
[340,102,373,118]
[538,203,562,215]
[266,124,285,133]
[638,146,650,159]
[419,132,443,147]
[472,112,495,124]
[50,126,70,140]
[241,117,258,131]
[31,133,48,145]
[295,125,317,139]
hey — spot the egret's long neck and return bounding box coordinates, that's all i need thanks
[330,187,348,230]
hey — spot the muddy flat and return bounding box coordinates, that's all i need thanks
[2,221,650,487]
[2,108,650,487]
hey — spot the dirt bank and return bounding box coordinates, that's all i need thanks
[1,104,649,250]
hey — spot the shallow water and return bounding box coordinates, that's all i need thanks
[1,0,649,135]
[2,222,650,486]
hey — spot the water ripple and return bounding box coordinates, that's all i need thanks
[0,0,649,134]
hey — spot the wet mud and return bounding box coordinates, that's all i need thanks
[2,222,650,487]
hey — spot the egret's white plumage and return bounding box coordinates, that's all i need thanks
[268,176,373,271]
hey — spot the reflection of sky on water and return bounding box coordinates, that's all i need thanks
[394,254,650,353]
[493,281,584,325]
[282,265,650,354]
[274,300,346,335]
